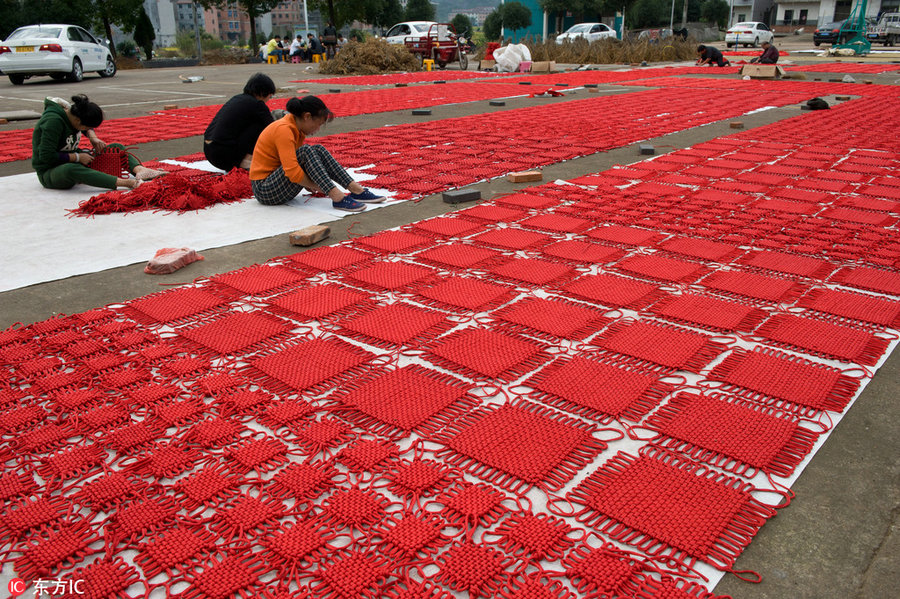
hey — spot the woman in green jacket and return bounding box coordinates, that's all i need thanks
[31,94,165,191]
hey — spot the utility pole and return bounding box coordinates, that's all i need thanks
[192,2,203,60]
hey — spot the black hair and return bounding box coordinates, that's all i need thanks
[69,94,103,128]
[243,73,276,97]
[697,45,706,52]
[285,96,334,123]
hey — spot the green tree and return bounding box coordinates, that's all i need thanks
[88,0,147,59]
[501,1,532,39]
[450,13,473,37]
[405,0,435,21]
[627,0,670,28]
[198,0,281,57]
[0,0,92,39]
[363,0,403,31]
[133,5,155,59]
[483,9,502,41]
[700,0,729,28]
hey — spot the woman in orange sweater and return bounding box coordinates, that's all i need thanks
[249,95,384,212]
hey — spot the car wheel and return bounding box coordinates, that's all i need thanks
[726,42,734,48]
[754,37,759,46]
[67,57,83,82]
[814,41,821,46]
[8,74,25,85]
[436,60,447,69]
[98,56,116,78]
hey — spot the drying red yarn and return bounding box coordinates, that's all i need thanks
[70,168,252,216]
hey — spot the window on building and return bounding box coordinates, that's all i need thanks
[799,10,808,24]
[783,9,794,25]
[835,0,852,21]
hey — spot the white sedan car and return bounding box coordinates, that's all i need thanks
[555,23,618,44]
[725,22,775,47]
[0,24,116,85]
[383,22,446,45]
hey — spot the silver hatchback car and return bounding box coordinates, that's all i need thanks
[0,24,116,85]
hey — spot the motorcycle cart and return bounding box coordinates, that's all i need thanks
[404,23,468,70]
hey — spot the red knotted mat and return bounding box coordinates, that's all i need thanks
[648,293,767,333]
[615,254,710,284]
[643,391,820,478]
[208,264,305,297]
[266,283,373,321]
[345,261,436,292]
[755,313,889,366]
[415,277,516,312]
[568,448,777,574]
[329,365,478,438]
[700,269,806,303]
[706,346,861,414]
[526,354,675,423]
[431,401,607,494]
[176,311,294,357]
[562,273,666,310]
[595,319,729,371]
[413,244,503,270]
[286,245,373,273]
[124,286,231,325]
[492,296,611,341]
[423,328,551,382]
[336,302,452,349]
[798,287,900,328]
[487,257,577,287]
[469,228,553,251]
[541,240,625,265]
[244,338,376,395]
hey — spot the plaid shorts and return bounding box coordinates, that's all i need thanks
[251,144,354,206]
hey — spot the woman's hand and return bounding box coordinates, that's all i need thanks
[87,130,107,153]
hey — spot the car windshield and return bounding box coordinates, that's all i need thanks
[567,24,592,33]
[7,26,62,41]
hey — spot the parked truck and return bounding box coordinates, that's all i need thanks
[867,12,900,46]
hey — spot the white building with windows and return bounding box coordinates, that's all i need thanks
[774,0,893,27]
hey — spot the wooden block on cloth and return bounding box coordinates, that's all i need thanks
[289,225,331,246]
[443,189,481,204]
[489,100,506,106]
[412,109,432,115]
[163,104,178,110]
[639,144,655,155]
[507,170,542,183]
[836,95,851,101]
[730,122,745,129]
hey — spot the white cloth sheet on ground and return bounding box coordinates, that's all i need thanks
[0,163,392,293]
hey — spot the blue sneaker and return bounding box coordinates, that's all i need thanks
[332,197,366,212]
[349,188,386,203]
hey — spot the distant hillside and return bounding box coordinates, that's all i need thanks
[437,0,501,22]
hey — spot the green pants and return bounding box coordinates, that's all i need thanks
[37,143,141,190]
